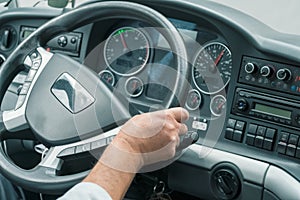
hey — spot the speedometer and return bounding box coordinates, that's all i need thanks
[104,27,150,76]
[192,42,232,94]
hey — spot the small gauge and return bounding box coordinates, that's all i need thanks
[185,89,202,110]
[99,70,115,86]
[125,77,144,97]
[210,95,226,117]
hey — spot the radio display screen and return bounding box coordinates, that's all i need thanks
[254,103,291,119]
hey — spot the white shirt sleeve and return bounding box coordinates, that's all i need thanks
[58,182,112,200]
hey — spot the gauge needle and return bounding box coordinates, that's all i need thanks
[120,33,128,50]
[214,50,225,66]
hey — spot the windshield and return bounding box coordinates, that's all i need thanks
[2,0,300,35]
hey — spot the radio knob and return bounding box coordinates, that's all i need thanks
[236,99,248,111]
[276,68,291,81]
[244,62,257,74]
[260,66,273,77]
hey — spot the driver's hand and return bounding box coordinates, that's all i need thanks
[100,107,189,173]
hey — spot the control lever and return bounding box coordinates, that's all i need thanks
[177,131,200,150]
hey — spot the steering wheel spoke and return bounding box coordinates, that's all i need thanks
[39,126,121,170]
[2,47,53,132]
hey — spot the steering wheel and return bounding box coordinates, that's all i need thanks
[0,1,188,194]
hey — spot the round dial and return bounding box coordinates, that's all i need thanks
[185,89,202,110]
[210,95,226,117]
[98,70,115,86]
[192,42,232,94]
[125,77,144,97]
[104,27,150,76]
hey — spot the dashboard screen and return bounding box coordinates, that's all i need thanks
[254,103,291,119]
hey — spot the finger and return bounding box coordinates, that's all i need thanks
[178,123,188,135]
[167,107,189,122]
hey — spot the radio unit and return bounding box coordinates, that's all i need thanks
[232,88,300,129]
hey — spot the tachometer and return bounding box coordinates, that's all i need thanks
[104,27,150,76]
[192,42,232,94]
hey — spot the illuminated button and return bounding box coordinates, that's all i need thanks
[291,85,297,92]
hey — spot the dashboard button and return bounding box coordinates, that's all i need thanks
[19,82,30,95]
[265,128,276,140]
[227,118,236,129]
[25,69,37,82]
[225,128,234,140]
[277,142,287,154]
[296,147,300,159]
[279,132,289,143]
[288,134,299,145]
[91,139,107,150]
[235,121,245,131]
[256,126,266,137]
[57,147,75,158]
[286,144,297,157]
[248,124,257,135]
[263,138,273,151]
[233,130,243,142]
[254,136,264,148]
[246,134,255,146]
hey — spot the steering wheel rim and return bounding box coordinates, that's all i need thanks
[0,1,188,194]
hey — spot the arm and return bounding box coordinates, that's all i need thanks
[83,107,189,200]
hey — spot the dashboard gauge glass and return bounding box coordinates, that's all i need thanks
[210,95,226,116]
[104,27,150,76]
[186,89,202,110]
[192,42,232,94]
[125,77,144,97]
[98,70,115,86]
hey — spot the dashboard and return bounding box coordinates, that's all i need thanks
[0,0,300,199]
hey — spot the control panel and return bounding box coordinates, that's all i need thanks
[239,56,300,95]
[46,32,82,57]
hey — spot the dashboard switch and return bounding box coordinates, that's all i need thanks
[58,36,68,47]
[263,138,273,151]
[248,124,257,135]
[225,128,234,140]
[260,65,273,77]
[254,136,264,148]
[244,62,257,74]
[246,134,255,146]
[235,121,245,131]
[276,68,292,81]
[277,142,287,154]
